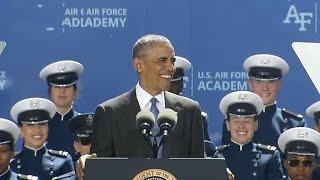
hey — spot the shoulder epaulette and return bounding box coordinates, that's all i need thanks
[257,143,277,152]
[201,111,208,118]
[17,174,39,180]
[281,108,304,121]
[216,144,229,152]
[48,149,69,158]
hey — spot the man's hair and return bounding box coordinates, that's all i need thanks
[132,34,173,59]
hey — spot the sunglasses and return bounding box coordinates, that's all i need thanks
[77,137,91,145]
[287,159,315,168]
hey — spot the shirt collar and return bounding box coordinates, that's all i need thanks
[230,139,253,151]
[136,83,165,110]
[24,144,46,156]
[263,101,277,112]
[55,108,74,121]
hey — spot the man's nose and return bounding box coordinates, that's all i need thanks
[261,81,269,90]
[59,87,66,93]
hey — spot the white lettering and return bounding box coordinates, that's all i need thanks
[0,80,5,90]
[62,17,127,28]
[86,8,100,15]
[283,5,313,31]
[64,8,78,15]
[197,80,248,91]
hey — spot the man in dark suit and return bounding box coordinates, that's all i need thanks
[76,34,204,179]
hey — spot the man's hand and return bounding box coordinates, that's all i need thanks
[75,153,97,180]
[226,168,234,180]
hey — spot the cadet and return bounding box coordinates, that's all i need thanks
[221,54,305,147]
[278,127,320,180]
[67,113,94,164]
[0,118,39,180]
[306,101,320,179]
[215,91,283,180]
[168,56,216,157]
[39,60,83,160]
[306,101,320,133]
[10,97,76,180]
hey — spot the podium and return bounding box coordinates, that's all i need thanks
[84,158,227,180]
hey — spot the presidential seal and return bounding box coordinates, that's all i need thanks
[132,168,177,180]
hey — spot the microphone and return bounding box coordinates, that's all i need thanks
[136,110,155,136]
[156,109,177,136]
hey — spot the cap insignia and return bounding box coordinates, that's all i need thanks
[261,58,270,66]
[297,130,308,139]
[237,93,248,102]
[58,64,67,73]
[29,100,40,109]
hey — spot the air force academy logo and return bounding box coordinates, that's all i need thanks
[283,4,314,32]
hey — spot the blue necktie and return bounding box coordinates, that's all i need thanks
[150,97,162,158]
[150,97,159,135]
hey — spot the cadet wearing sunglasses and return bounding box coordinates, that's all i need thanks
[278,127,320,180]
[306,101,320,179]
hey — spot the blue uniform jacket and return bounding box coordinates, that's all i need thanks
[214,141,284,180]
[221,104,305,147]
[46,109,80,161]
[10,146,75,180]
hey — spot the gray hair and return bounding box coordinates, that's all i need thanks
[132,34,173,59]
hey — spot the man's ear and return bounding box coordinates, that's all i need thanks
[276,80,281,90]
[254,120,258,131]
[133,58,143,73]
[226,120,230,131]
[19,127,24,138]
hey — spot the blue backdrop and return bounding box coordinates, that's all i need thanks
[1,0,319,146]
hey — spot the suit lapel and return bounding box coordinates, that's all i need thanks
[122,88,154,156]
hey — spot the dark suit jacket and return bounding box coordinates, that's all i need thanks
[90,89,204,158]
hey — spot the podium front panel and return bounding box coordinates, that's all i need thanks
[84,158,226,180]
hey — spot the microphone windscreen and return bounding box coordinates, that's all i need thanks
[136,110,155,127]
[157,109,178,129]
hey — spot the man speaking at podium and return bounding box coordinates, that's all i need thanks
[76,34,204,179]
